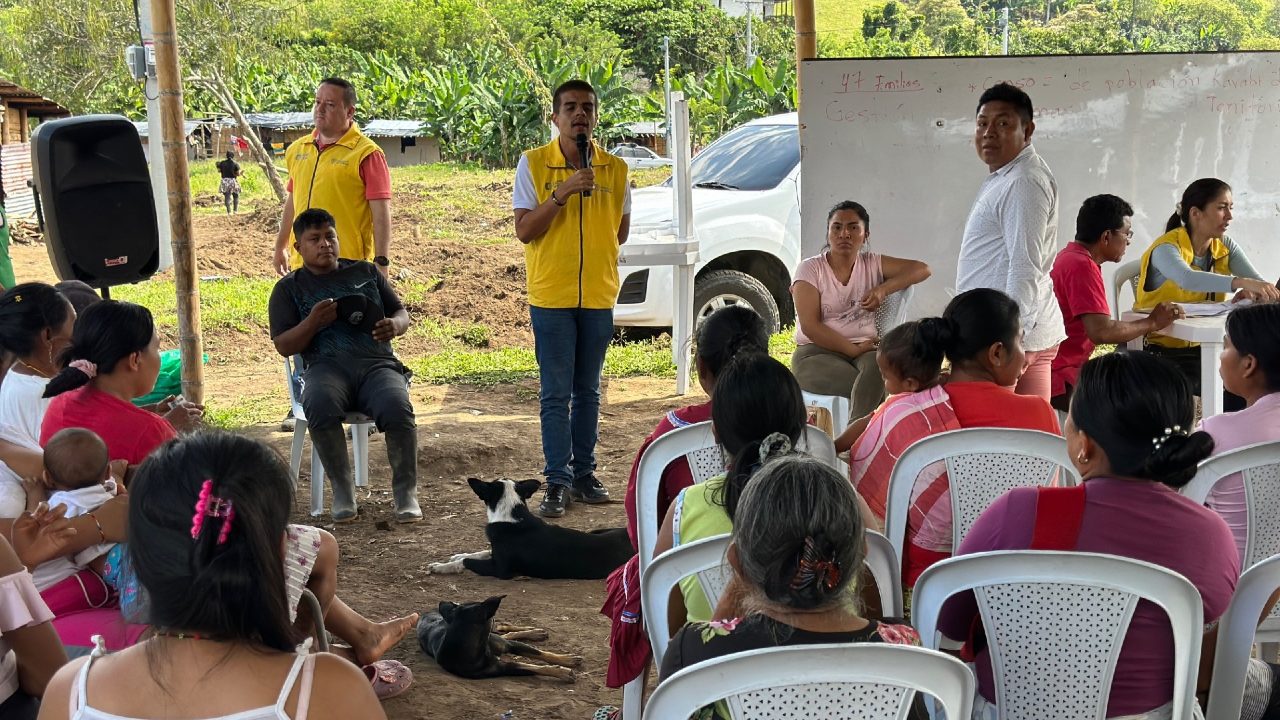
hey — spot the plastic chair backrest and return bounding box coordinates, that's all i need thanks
[635,421,721,571]
[799,425,840,472]
[883,428,1079,569]
[864,530,904,619]
[1110,259,1142,321]
[1207,554,1280,720]
[643,643,975,720]
[641,534,732,665]
[913,550,1203,720]
[875,284,915,337]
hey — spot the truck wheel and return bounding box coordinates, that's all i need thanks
[693,269,781,334]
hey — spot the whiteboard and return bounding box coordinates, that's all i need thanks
[799,52,1280,318]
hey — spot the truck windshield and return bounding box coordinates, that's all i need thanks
[684,123,799,191]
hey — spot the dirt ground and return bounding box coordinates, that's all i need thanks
[8,207,689,719]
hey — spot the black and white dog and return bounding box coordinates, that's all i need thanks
[428,478,632,580]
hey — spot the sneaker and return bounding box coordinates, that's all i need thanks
[570,474,610,504]
[280,409,296,432]
[538,484,570,518]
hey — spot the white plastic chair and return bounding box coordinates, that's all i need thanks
[798,286,916,433]
[1206,554,1280,720]
[1181,440,1280,654]
[912,550,1204,720]
[883,428,1079,573]
[629,420,725,719]
[642,534,732,665]
[643,643,975,720]
[799,424,840,473]
[864,530,904,619]
[643,531,905,666]
[1110,258,1142,321]
[283,356,372,517]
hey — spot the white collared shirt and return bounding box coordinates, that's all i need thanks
[957,144,1065,352]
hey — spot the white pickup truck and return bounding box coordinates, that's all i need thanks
[613,113,801,333]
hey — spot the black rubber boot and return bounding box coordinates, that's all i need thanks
[310,424,357,522]
[385,428,422,523]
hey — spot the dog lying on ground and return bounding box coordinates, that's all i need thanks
[427,478,633,580]
[417,595,582,680]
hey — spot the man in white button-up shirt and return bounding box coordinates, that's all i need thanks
[957,82,1065,402]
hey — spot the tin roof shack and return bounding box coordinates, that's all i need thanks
[362,120,440,167]
[220,112,314,156]
[618,121,666,156]
[0,79,71,217]
[133,120,203,162]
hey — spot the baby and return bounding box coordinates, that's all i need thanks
[835,321,945,453]
[31,428,131,598]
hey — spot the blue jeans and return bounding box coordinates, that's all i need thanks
[530,306,613,487]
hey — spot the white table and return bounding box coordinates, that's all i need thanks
[619,239,699,394]
[1122,312,1228,417]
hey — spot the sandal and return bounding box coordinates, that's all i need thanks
[362,659,413,701]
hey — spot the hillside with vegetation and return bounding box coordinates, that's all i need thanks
[2,0,1279,167]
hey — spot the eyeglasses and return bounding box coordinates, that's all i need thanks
[1110,227,1135,239]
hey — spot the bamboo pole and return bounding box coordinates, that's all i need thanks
[150,0,204,405]
[794,0,817,111]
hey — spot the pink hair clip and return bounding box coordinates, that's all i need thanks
[69,359,98,379]
[191,479,235,544]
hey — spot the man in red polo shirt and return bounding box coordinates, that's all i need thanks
[1049,194,1180,410]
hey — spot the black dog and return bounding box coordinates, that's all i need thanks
[428,478,633,580]
[417,595,581,680]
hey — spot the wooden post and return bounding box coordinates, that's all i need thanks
[150,0,204,404]
[794,0,817,111]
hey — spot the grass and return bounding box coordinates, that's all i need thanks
[204,393,288,430]
[405,330,797,387]
[187,158,282,214]
[112,277,275,333]
[816,0,884,48]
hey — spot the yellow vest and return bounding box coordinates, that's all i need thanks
[284,124,382,268]
[1135,226,1231,348]
[522,139,628,309]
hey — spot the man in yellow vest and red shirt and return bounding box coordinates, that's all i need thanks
[273,77,393,278]
[513,80,631,517]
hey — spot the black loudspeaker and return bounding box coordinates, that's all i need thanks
[30,115,159,287]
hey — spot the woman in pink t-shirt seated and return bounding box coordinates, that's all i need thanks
[38,301,201,464]
[939,351,1255,718]
[790,201,931,420]
[1199,302,1280,564]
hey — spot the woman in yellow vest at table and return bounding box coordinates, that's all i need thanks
[1135,177,1280,411]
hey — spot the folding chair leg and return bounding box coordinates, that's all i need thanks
[310,439,326,517]
[352,424,369,489]
[621,666,647,719]
[289,422,307,490]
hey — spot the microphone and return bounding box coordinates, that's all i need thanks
[575,133,592,197]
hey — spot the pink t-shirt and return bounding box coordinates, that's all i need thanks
[791,251,884,346]
[939,478,1239,717]
[1050,243,1110,397]
[1199,392,1280,564]
[40,386,177,465]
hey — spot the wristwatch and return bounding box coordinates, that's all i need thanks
[373,256,390,267]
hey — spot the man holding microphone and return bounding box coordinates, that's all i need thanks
[512,80,631,518]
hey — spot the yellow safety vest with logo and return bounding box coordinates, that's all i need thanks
[1135,226,1231,348]
[522,139,628,309]
[284,123,382,269]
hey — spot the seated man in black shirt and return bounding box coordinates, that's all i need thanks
[268,208,422,523]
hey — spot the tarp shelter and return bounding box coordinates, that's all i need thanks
[361,120,440,167]
[133,120,203,162]
[0,79,70,217]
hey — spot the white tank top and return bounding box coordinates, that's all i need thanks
[70,635,316,720]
